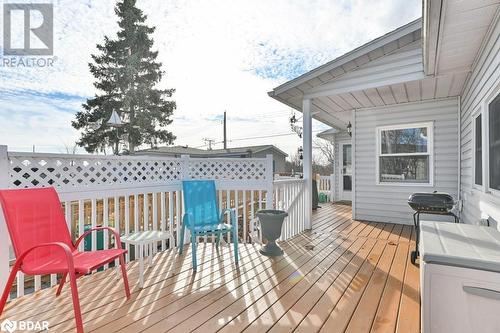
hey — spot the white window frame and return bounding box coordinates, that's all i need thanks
[375,122,434,186]
[472,108,485,191]
[484,82,500,197]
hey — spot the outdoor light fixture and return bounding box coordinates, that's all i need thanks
[289,112,303,138]
[347,121,352,137]
[106,110,127,154]
[107,110,124,127]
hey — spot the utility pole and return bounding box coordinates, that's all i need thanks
[203,138,215,150]
[223,111,227,150]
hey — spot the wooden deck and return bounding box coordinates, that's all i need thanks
[1,204,420,332]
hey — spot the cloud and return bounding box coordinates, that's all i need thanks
[0,0,421,156]
[0,90,83,152]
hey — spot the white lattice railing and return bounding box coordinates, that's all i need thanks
[318,174,334,201]
[273,178,307,239]
[0,146,280,300]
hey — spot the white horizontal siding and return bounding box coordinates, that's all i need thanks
[354,98,459,224]
[459,16,500,229]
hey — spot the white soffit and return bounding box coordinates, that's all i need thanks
[424,0,500,76]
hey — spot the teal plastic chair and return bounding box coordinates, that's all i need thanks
[180,180,239,270]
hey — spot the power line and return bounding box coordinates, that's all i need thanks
[217,130,323,143]
[183,128,324,149]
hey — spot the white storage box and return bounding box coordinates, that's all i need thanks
[420,221,500,333]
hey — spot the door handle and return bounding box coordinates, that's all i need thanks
[463,286,500,301]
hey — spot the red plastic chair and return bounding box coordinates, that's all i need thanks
[0,187,130,333]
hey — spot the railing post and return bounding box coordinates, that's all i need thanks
[265,154,274,209]
[330,173,335,202]
[0,145,10,295]
[180,155,190,181]
[180,155,189,244]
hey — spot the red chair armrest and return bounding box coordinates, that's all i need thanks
[18,242,75,270]
[74,226,122,249]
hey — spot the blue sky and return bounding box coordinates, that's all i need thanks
[0,0,421,156]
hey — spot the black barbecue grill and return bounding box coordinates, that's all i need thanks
[407,191,459,264]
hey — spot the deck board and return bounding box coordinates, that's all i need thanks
[0,204,420,333]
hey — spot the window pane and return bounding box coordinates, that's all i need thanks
[342,144,352,175]
[475,115,482,185]
[379,156,429,183]
[343,175,352,191]
[381,127,428,154]
[489,94,500,190]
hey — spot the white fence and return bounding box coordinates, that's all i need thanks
[0,146,309,300]
[318,174,334,201]
[273,179,307,239]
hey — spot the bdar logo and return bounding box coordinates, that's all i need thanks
[3,3,53,56]
[0,319,17,333]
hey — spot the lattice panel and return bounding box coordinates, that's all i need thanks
[8,155,182,190]
[187,159,268,181]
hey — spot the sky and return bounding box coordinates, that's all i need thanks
[0,0,421,157]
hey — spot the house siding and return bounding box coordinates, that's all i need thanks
[459,16,500,229]
[253,150,286,173]
[354,98,459,224]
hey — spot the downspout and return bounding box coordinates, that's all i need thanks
[457,96,462,214]
[351,110,356,220]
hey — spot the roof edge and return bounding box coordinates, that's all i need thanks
[270,17,422,96]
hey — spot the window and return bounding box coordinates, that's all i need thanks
[474,114,483,186]
[489,93,500,191]
[376,123,432,184]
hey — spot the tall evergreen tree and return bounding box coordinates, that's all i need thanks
[72,0,176,154]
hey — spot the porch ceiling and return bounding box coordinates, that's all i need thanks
[275,70,468,128]
[270,34,467,129]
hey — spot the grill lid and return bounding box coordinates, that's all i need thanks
[408,192,455,212]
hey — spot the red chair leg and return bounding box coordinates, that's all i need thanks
[0,262,20,315]
[68,270,84,333]
[56,272,67,296]
[119,255,131,299]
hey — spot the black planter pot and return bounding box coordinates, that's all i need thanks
[256,210,288,256]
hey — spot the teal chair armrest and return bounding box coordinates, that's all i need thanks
[182,212,195,229]
[221,208,238,242]
[220,208,236,225]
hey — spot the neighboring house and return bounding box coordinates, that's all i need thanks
[137,145,288,173]
[270,1,500,228]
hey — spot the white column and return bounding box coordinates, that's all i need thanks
[0,145,9,295]
[330,137,335,202]
[302,99,313,229]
